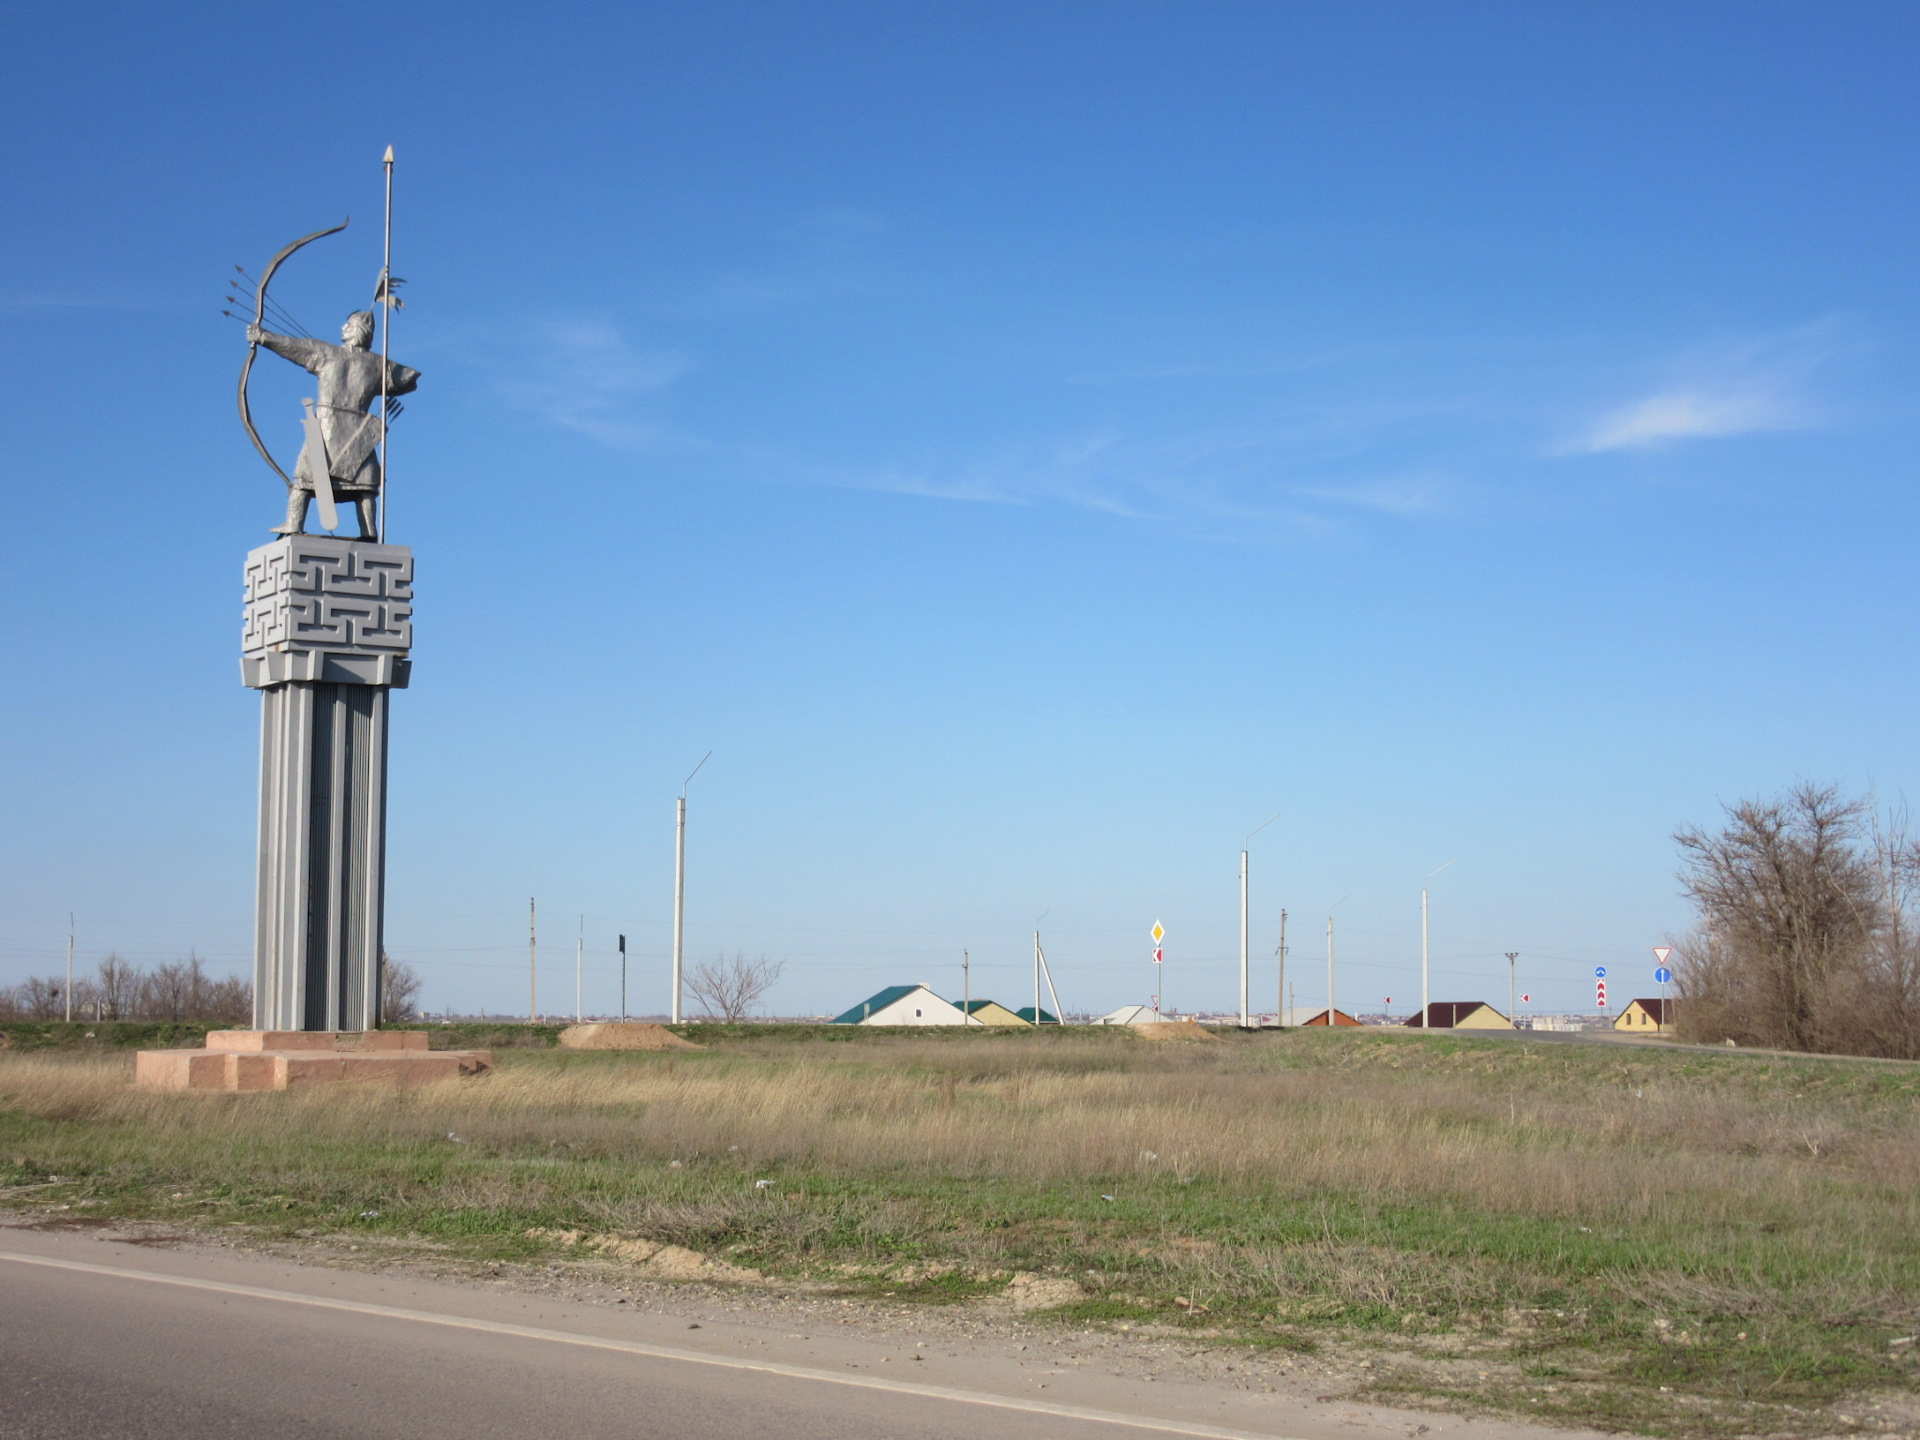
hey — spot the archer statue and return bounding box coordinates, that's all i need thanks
[236,210,419,540]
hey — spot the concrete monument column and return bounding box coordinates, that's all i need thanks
[135,193,492,1090]
[242,536,412,1030]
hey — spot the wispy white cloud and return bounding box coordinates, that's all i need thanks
[1568,320,1850,454]
[496,320,691,446]
[782,434,1448,540]
[1576,384,1804,452]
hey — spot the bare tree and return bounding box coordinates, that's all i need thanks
[380,956,424,1025]
[17,976,66,1020]
[198,973,253,1026]
[94,954,141,1021]
[1675,782,1920,1057]
[140,957,205,1021]
[0,954,252,1026]
[684,952,784,1022]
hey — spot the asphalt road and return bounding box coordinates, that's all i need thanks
[0,1230,1596,1440]
[0,1247,1279,1440]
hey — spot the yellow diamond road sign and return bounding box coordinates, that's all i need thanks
[1151,921,1165,944]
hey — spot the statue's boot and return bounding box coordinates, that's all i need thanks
[271,490,311,537]
[354,496,378,540]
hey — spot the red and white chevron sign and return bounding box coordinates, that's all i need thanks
[1596,979,1608,1009]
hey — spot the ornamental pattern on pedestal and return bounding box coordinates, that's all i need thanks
[243,538,413,655]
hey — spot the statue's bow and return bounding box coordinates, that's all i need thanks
[238,219,349,488]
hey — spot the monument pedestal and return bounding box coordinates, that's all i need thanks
[242,535,412,1031]
[136,1030,491,1091]
[137,534,454,1089]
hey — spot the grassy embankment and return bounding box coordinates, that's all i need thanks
[1,1026,1916,1437]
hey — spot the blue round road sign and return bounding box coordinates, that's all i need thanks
[1593,966,1607,979]
[1654,966,1672,984]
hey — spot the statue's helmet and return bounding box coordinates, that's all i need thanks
[342,311,376,347]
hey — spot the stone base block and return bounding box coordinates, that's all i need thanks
[206,1029,430,1053]
[136,1031,488,1092]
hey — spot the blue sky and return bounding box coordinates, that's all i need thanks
[3,2,1916,1019]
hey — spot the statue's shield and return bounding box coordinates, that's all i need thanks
[317,406,383,483]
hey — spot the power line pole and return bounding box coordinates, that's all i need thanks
[963,949,973,1026]
[576,914,584,1024]
[1033,930,1041,1021]
[1506,951,1518,1026]
[1036,935,1064,1023]
[1422,860,1456,1029]
[1326,914,1336,1025]
[1276,909,1288,1026]
[1420,887,1430,1027]
[1239,848,1250,1028]
[65,914,74,1024]
[671,752,710,1026]
[528,897,537,1023]
[618,933,627,1022]
[1237,813,1279,1028]
[672,799,686,1023]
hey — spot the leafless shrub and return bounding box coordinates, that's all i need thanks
[1675,782,1920,1057]
[15,977,71,1020]
[94,954,141,1021]
[685,953,784,1022]
[381,957,424,1025]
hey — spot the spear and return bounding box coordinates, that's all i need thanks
[377,144,395,542]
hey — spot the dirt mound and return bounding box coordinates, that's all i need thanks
[998,1271,1084,1311]
[557,1023,701,1051]
[526,1228,760,1282]
[1130,1019,1219,1041]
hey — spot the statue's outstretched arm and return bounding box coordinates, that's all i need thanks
[254,330,329,374]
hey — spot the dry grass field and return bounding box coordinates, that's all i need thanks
[3,1026,1918,1436]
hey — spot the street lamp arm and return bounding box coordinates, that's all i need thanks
[1243,810,1283,846]
[681,750,712,798]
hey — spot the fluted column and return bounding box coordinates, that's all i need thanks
[242,537,412,1030]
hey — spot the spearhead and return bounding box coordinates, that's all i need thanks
[383,144,395,165]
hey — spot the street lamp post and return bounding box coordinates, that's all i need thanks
[671,751,711,1025]
[1239,813,1280,1029]
[1421,860,1456,1027]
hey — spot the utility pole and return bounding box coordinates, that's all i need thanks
[963,949,973,1026]
[528,897,537,1023]
[1238,813,1279,1029]
[1239,848,1250,1028]
[1506,951,1518,1026]
[618,934,627,1022]
[1276,909,1288,1026]
[1033,930,1041,1021]
[65,914,74,1024]
[1326,914,1336,1025]
[1036,935,1064,1024]
[576,915,584,1023]
[1422,860,1456,1029]
[672,751,711,1026]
